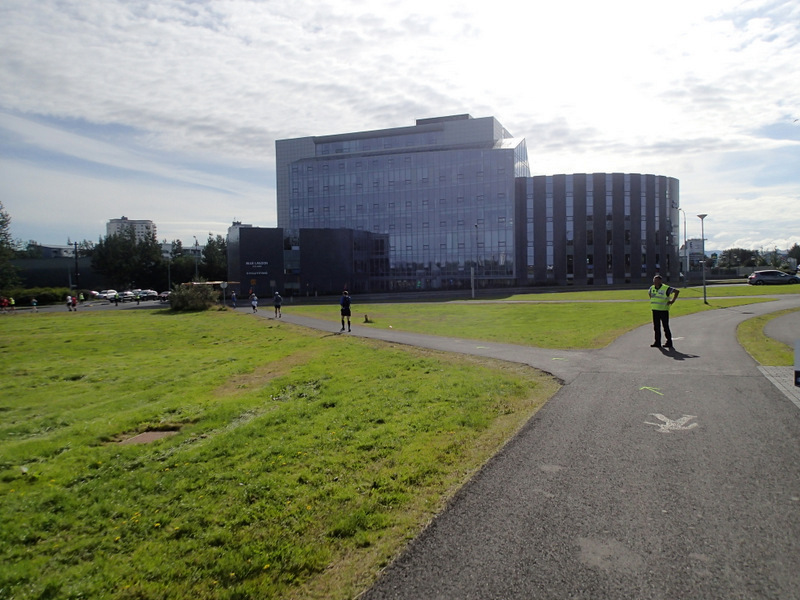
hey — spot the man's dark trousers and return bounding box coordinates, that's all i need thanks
[652,309,672,346]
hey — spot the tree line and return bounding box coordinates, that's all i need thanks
[1,200,227,292]
[715,246,800,269]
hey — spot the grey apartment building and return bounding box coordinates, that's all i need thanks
[229,114,679,296]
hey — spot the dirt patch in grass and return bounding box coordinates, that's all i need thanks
[117,430,180,445]
[213,347,321,397]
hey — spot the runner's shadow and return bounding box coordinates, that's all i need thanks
[659,347,698,361]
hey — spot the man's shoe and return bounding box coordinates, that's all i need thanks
[664,342,673,348]
[340,327,345,332]
[650,342,661,348]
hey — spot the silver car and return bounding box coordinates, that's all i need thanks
[747,270,800,285]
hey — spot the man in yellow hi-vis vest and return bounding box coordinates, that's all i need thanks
[648,274,680,348]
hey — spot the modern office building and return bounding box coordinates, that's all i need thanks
[230,114,679,294]
[106,216,157,243]
[520,173,680,285]
[275,114,530,291]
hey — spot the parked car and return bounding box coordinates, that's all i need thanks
[98,289,118,301]
[747,270,800,285]
[159,291,171,302]
[119,291,136,302]
[139,289,159,301]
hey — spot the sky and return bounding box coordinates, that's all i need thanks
[1,0,799,253]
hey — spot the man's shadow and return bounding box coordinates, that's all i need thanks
[659,346,698,361]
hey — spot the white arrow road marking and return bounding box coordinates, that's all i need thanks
[644,414,698,433]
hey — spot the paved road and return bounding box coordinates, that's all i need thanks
[271,296,800,599]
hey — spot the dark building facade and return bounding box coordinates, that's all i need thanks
[227,224,388,297]
[520,173,680,285]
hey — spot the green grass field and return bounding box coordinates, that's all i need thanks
[0,310,558,599]
[288,286,780,349]
[0,288,794,599]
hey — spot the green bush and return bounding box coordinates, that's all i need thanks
[168,284,221,311]
[1,287,86,306]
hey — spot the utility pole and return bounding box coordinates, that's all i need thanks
[74,241,80,292]
[697,213,708,304]
[193,236,199,281]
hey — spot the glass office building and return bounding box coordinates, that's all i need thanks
[276,114,530,291]
[258,115,681,293]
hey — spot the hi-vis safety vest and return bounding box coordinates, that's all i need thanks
[649,285,671,311]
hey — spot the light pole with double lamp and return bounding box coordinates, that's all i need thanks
[697,213,708,304]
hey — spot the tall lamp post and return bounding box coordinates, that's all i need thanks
[697,213,708,304]
[471,223,478,299]
[193,236,199,281]
[73,241,80,293]
[678,208,687,287]
[165,240,172,290]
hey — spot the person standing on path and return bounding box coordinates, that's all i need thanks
[250,293,258,313]
[273,292,282,318]
[648,274,679,348]
[66,295,73,311]
[31,297,38,313]
[340,290,352,332]
[231,291,237,308]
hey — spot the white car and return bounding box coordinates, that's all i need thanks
[98,289,118,301]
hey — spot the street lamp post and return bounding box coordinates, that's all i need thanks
[678,208,687,287]
[73,241,80,293]
[193,236,199,281]
[165,241,172,290]
[697,214,708,304]
[471,224,478,299]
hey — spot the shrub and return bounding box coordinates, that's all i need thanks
[2,287,81,306]
[168,284,220,312]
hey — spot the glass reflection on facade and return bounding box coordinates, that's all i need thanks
[276,115,529,291]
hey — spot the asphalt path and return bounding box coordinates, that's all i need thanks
[268,296,800,599]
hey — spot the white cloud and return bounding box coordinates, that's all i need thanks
[1,0,799,250]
